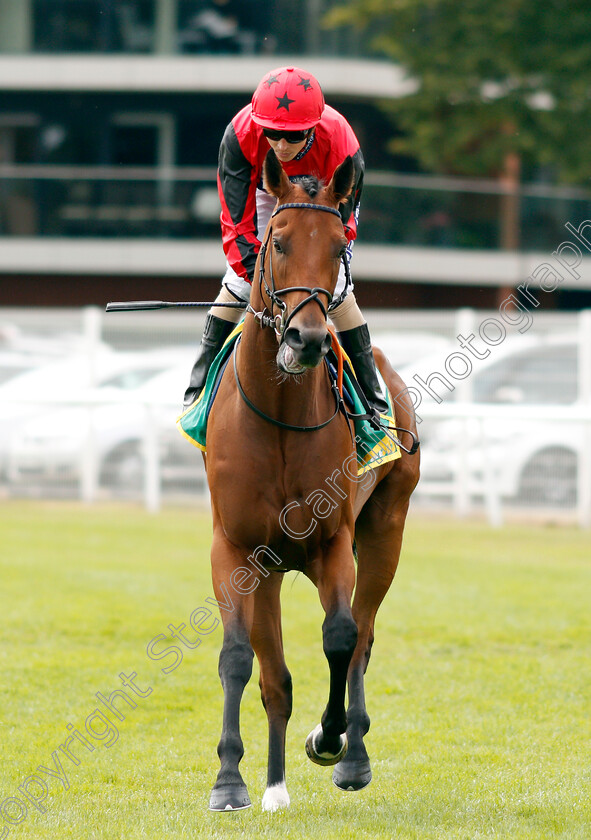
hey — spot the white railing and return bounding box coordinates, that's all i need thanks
[1,306,589,525]
[1,391,208,512]
[2,391,590,527]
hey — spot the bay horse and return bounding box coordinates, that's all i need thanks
[205,149,420,812]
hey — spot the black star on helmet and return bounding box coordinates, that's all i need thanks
[276,91,296,111]
[264,75,279,88]
[298,77,312,91]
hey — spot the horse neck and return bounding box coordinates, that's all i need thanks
[237,294,331,428]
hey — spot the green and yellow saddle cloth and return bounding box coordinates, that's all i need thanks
[177,322,401,476]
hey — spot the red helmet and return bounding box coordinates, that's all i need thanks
[251,66,325,131]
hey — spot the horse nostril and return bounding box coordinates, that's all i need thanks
[284,327,305,350]
[283,325,331,367]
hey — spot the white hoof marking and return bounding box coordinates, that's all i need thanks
[262,782,290,812]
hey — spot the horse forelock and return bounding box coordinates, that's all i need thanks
[290,175,324,200]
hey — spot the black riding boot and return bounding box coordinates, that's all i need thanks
[337,323,389,425]
[183,314,236,408]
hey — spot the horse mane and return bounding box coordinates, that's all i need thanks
[291,175,324,199]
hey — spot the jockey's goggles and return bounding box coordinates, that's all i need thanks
[263,128,311,144]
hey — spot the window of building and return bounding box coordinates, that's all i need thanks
[32,0,154,53]
[176,0,273,54]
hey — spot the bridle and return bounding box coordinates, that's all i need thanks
[246,201,352,340]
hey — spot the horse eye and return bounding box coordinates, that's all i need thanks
[273,239,283,254]
[337,244,347,259]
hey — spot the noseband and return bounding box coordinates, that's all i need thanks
[247,201,352,340]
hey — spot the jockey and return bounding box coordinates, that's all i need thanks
[184,65,388,422]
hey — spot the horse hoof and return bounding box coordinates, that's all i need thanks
[262,782,290,812]
[209,783,252,812]
[305,723,348,766]
[332,758,372,791]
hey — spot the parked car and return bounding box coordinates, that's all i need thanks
[405,335,583,506]
[94,361,205,493]
[372,330,453,370]
[0,352,44,388]
[7,350,204,495]
[0,347,124,480]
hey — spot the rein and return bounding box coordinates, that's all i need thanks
[236,200,350,434]
[233,335,344,433]
[234,199,419,453]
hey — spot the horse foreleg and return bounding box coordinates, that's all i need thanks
[331,622,374,791]
[333,499,411,791]
[209,538,256,812]
[306,534,357,766]
[250,572,292,812]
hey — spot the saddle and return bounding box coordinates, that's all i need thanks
[177,323,401,475]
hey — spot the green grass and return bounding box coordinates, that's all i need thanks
[0,501,589,839]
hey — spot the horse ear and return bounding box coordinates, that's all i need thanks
[327,155,355,206]
[263,149,291,200]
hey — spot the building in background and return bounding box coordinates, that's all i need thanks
[1,0,590,309]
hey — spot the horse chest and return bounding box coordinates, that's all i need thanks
[213,449,352,553]
[229,449,345,506]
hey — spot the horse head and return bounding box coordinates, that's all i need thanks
[259,149,355,374]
